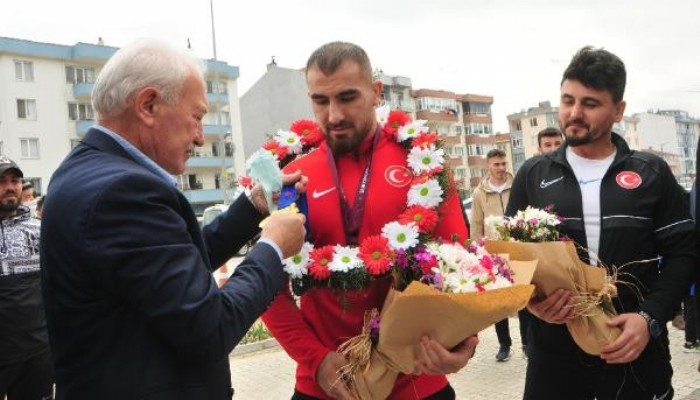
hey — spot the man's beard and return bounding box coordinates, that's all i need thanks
[562,119,593,147]
[0,201,19,212]
[325,124,371,156]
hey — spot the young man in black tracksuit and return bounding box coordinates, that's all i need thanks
[507,46,697,400]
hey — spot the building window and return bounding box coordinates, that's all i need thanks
[416,97,458,114]
[462,102,491,115]
[14,60,34,81]
[65,66,95,84]
[529,118,538,127]
[20,138,40,159]
[205,111,230,126]
[206,80,228,95]
[465,123,492,135]
[68,102,95,121]
[17,99,37,120]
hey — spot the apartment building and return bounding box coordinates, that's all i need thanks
[614,109,700,187]
[412,89,504,198]
[0,36,242,214]
[506,101,559,171]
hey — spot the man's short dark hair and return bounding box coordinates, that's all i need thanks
[305,41,373,82]
[561,46,626,103]
[486,149,506,160]
[537,127,563,147]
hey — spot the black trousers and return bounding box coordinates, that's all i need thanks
[494,318,512,347]
[523,334,673,400]
[0,350,54,400]
[684,293,700,343]
[518,309,533,347]
[292,383,456,400]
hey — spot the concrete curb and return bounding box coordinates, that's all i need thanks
[230,338,280,357]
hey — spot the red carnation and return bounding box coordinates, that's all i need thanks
[358,235,394,276]
[398,206,439,233]
[309,245,334,280]
[262,140,289,160]
[237,176,253,189]
[412,132,439,149]
[383,111,411,138]
[290,119,324,147]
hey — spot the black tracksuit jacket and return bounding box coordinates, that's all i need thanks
[507,133,697,358]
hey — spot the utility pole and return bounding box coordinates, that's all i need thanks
[210,0,230,204]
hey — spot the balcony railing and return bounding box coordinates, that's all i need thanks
[203,124,232,137]
[186,154,234,168]
[73,83,94,99]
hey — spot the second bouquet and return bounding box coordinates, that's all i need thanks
[485,206,621,356]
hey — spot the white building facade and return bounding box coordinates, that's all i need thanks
[0,37,242,214]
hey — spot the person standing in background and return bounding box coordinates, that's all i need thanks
[0,156,53,400]
[470,149,517,362]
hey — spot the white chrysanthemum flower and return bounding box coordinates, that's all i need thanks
[381,222,420,250]
[283,242,313,279]
[274,130,303,154]
[328,245,361,272]
[443,271,478,293]
[407,179,443,208]
[375,105,391,126]
[407,145,445,175]
[484,215,505,240]
[397,120,428,142]
[484,275,512,290]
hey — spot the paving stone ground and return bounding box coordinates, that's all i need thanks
[229,317,700,399]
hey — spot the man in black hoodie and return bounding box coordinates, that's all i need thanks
[508,46,697,399]
[0,156,53,400]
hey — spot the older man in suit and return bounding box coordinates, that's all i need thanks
[41,39,306,400]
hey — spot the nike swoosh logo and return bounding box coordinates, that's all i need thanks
[312,187,336,199]
[540,176,564,189]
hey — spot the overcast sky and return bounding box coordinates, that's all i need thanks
[3,0,699,132]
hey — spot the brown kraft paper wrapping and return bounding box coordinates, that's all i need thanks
[346,259,537,400]
[484,240,621,356]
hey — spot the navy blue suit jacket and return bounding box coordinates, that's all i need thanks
[41,129,286,399]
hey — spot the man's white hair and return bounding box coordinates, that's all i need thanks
[92,38,206,118]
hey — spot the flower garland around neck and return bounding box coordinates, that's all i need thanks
[242,105,454,295]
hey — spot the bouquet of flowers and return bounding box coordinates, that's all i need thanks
[485,206,620,356]
[336,239,537,400]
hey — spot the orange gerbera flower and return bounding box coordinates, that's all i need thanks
[398,206,439,233]
[262,140,289,160]
[358,235,394,276]
[383,110,411,138]
[412,132,439,149]
[237,176,253,189]
[309,245,334,279]
[290,119,324,147]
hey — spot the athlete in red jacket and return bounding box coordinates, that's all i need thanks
[262,41,473,400]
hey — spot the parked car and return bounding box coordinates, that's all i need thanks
[201,203,254,256]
